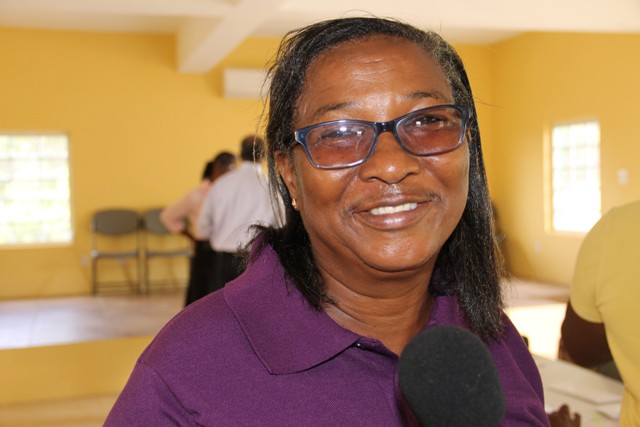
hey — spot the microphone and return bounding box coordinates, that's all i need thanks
[398,325,506,426]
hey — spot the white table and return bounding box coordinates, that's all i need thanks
[534,355,624,427]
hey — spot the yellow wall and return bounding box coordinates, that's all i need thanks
[0,336,152,404]
[454,44,497,191]
[1,28,639,298]
[0,28,278,298]
[491,32,640,284]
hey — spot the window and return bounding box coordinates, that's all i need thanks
[550,121,601,233]
[0,134,73,245]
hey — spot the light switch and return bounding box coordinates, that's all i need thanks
[617,168,629,185]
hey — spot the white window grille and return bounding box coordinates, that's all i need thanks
[0,133,73,245]
[550,121,601,233]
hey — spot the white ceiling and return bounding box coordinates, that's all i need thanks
[1,0,639,73]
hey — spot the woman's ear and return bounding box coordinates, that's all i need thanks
[275,152,298,202]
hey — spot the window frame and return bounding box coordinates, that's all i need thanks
[544,119,601,235]
[0,132,74,248]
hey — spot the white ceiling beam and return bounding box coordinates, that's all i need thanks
[0,0,233,17]
[176,0,286,73]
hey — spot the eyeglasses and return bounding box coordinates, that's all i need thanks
[293,104,471,170]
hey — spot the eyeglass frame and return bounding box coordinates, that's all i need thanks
[293,104,472,170]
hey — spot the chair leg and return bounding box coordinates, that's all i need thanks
[140,255,147,294]
[91,257,97,295]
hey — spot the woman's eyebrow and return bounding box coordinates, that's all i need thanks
[406,90,448,102]
[307,102,354,122]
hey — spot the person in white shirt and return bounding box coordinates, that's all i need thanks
[197,135,277,293]
[161,152,236,305]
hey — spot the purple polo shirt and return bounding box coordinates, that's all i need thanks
[106,243,549,426]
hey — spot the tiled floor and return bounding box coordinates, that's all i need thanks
[0,291,184,350]
[0,278,566,351]
[0,279,569,426]
[504,277,570,360]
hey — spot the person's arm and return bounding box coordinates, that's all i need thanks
[559,301,612,367]
[196,186,214,241]
[160,194,191,234]
[548,404,581,427]
[105,361,195,426]
[180,227,196,242]
[560,209,613,368]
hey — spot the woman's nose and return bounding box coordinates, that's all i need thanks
[357,131,420,183]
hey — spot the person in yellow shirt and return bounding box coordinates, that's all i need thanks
[561,200,640,426]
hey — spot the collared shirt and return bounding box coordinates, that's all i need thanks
[160,180,211,240]
[106,242,549,426]
[197,161,276,252]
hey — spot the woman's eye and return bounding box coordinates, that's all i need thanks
[318,127,363,145]
[410,115,446,128]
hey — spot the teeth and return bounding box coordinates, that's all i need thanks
[370,203,417,216]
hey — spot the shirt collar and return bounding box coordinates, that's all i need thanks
[223,243,359,374]
[223,241,465,375]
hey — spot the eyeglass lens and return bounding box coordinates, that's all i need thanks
[299,105,467,169]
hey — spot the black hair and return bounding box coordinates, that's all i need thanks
[253,17,505,339]
[201,160,215,180]
[211,151,236,177]
[240,135,265,162]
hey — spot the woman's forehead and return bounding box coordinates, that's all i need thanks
[295,36,451,122]
[304,36,446,89]
[309,35,433,71]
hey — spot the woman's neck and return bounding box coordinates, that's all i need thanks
[323,278,433,356]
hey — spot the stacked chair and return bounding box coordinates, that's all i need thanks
[90,208,192,294]
[90,209,142,294]
[141,208,193,293]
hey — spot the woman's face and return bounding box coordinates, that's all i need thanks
[277,35,469,285]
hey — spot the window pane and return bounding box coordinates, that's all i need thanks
[550,122,600,233]
[0,134,73,245]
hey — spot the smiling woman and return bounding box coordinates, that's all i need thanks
[105,17,552,426]
[274,35,474,348]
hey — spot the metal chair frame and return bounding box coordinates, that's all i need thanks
[90,209,142,294]
[141,208,192,293]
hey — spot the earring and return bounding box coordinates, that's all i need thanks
[291,198,298,210]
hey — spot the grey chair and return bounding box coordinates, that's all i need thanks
[90,209,142,294]
[141,208,193,293]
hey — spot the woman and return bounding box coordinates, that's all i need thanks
[106,17,550,425]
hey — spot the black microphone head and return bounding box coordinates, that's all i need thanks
[398,325,506,427]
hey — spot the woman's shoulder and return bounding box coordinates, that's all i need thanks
[139,291,244,366]
[142,242,283,363]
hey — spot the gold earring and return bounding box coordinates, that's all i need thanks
[291,198,298,210]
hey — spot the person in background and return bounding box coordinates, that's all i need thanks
[106,17,573,425]
[160,152,236,305]
[560,199,640,426]
[197,135,276,294]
